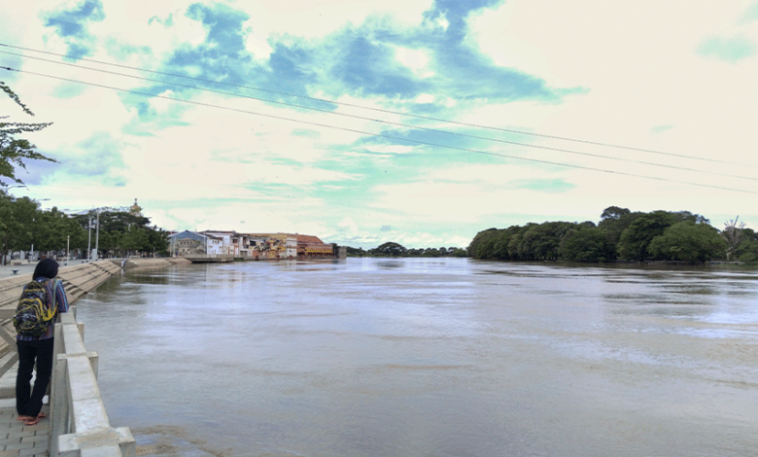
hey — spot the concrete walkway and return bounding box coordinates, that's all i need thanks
[0,344,49,456]
[0,260,106,279]
[0,403,49,457]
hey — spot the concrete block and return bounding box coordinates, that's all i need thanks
[0,450,19,456]
[59,429,130,457]
[114,427,135,457]
[18,436,40,446]
[6,432,30,440]
[16,448,36,457]
[19,424,42,435]
[29,438,45,447]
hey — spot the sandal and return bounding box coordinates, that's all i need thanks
[16,415,33,422]
[23,417,39,426]
[37,412,47,418]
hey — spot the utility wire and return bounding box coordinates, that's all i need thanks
[2,65,756,195]
[1,41,753,169]
[3,49,757,183]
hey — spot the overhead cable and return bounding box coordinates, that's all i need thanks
[1,42,753,169]
[2,50,757,183]
[2,65,756,195]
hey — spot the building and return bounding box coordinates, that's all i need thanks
[168,230,224,256]
[200,230,237,256]
[170,229,337,260]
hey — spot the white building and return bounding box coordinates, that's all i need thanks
[201,230,236,256]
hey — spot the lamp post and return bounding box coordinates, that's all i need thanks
[87,215,92,262]
[66,236,69,266]
[95,209,100,261]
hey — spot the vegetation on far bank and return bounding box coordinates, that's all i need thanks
[346,243,467,258]
[0,191,170,263]
[467,206,758,264]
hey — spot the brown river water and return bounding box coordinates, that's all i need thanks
[76,258,758,457]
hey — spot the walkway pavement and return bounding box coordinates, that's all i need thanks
[0,260,97,279]
[0,348,49,456]
[0,403,49,457]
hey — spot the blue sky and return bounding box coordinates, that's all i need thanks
[1,0,757,248]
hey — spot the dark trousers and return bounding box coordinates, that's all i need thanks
[16,338,54,417]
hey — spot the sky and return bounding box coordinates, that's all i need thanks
[1,0,757,249]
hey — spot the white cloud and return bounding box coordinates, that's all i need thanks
[235,0,434,42]
[463,0,758,177]
[362,145,416,155]
[393,45,435,78]
[93,2,208,58]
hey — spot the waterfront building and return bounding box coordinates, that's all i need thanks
[170,230,338,260]
[168,230,224,256]
[200,230,237,256]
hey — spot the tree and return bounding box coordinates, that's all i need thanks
[616,211,677,261]
[146,227,170,256]
[467,228,498,259]
[648,221,727,263]
[600,206,631,221]
[122,226,149,254]
[598,206,640,258]
[1,82,55,186]
[507,225,533,260]
[729,227,758,263]
[346,246,366,257]
[519,222,575,260]
[722,217,745,261]
[671,211,709,224]
[371,242,407,257]
[560,227,613,262]
[0,192,40,264]
[492,226,521,260]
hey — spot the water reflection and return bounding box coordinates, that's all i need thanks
[77,259,758,457]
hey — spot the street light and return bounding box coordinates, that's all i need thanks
[62,206,129,261]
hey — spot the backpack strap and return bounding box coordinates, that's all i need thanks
[45,279,59,317]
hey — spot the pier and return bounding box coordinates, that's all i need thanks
[0,258,189,456]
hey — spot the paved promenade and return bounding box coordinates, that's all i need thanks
[0,263,38,280]
[0,403,49,457]
[0,260,94,279]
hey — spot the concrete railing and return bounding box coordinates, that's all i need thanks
[50,311,135,457]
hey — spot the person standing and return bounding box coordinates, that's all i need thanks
[15,259,69,426]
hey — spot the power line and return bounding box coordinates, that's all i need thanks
[2,41,753,169]
[2,65,756,195]
[3,49,757,183]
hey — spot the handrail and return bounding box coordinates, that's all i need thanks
[49,312,136,456]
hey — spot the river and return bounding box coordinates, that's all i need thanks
[76,258,758,457]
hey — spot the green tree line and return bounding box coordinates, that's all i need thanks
[347,243,468,258]
[0,191,169,263]
[467,206,758,264]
